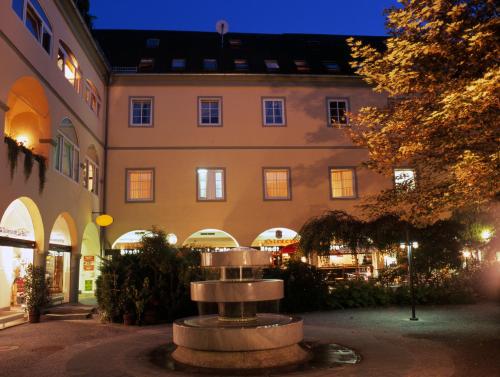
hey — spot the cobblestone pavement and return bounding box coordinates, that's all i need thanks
[0,303,498,377]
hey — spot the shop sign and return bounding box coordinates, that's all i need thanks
[84,280,93,291]
[0,226,31,239]
[83,256,95,271]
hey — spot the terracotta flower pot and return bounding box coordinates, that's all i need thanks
[29,309,40,323]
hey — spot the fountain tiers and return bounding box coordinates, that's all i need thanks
[172,247,310,370]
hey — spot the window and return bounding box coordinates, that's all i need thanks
[229,39,242,47]
[138,58,154,72]
[327,99,349,126]
[53,133,79,182]
[57,43,81,93]
[172,58,186,70]
[84,80,102,116]
[294,60,310,72]
[330,168,356,199]
[262,98,286,126]
[203,59,218,71]
[83,158,99,195]
[146,38,160,48]
[263,168,291,200]
[197,168,225,201]
[126,169,154,202]
[265,60,280,71]
[234,59,249,71]
[130,97,153,127]
[13,0,52,54]
[394,168,416,189]
[323,61,341,72]
[198,97,222,126]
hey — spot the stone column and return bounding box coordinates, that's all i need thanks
[69,252,81,304]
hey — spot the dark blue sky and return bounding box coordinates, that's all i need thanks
[90,0,398,36]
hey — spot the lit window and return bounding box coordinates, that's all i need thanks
[330,168,356,198]
[138,58,154,72]
[130,97,153,126]
[54,133,79,182]
[13,0,52,54]
[57,43,81,93]
[265,60,280,71]
[126,169,154,202]
[197,168,225,201]
[327,99,349,126]
[83,158,99,195]
[264,168,291,200]
[84,80,102,116]
[262,98,285,126]
[172,58,186,70]
[203,59,218,71]
[199,97,221,126]
[234,59,249,71]
[394,169,416,189]
[146,38,160,48]
[294,60,310,72]
[323,61,341,72]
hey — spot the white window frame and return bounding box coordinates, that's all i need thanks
[129,97,154,127]
[126,168,155,202]
[197,168,226,201]
[329,167,357,199]
[327,98,349,127]
[198,97,222,126]
[57,44,81,93]
[263,168,291,200]
[262,98,286,126]
[83,157,99,196]
[84,81,102,117]
[14,0,53,54]
[53,132,79,183]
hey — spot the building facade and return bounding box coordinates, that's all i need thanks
[1,0,393,312]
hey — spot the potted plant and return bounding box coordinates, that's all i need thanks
[24,264,49,323]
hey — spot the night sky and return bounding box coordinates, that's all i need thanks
[90,0,398,36]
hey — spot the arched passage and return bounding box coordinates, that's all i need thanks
[251,227,299,265]
[79,223,100,297]
[182,229,239,251]
[4,76,51,157]
[112,230,150,254]
[0,197,44,311]
[47,213,77,303]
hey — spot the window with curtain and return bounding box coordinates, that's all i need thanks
[197,168,225,200]
[330,168,356,198]
[126,169,154,202]
[130,97,153,126]
[264,168,291,200]
[83,159,99,195]
[263,98,285,126]
[54,133,79,182]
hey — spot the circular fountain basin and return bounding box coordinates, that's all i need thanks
[173,313,303,351]
[191,279,283,302]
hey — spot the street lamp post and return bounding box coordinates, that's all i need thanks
[400,238,419,321]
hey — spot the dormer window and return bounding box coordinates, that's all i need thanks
[146,38,160,48]
[13,0,52,54]
[323,61,341,72]
[171,58,186,71]
[234,59,248,71]
[294,60,310,72]
[138,58,154,72]
[265,60,279,72]
[203,59,218,71]
[229,39,242,47]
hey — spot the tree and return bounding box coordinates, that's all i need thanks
[74,0,95,29]
[348,0,499,224]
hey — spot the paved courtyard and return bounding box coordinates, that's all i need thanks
[0,303,499,377]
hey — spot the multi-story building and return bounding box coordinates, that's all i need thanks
[1,0,394,316]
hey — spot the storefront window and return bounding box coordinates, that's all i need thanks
[45,250,70,300]
[0,247,33,309]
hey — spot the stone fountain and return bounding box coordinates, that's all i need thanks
[172,247,310,370]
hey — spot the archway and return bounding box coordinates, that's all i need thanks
[48,213,76,304]
[4,76,51,157]
[79,223,100,299]
[251,227,299,265]
[112,230,151,254]
[182,229,239,251]
[0,197,44,311]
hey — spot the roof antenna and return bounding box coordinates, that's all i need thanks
[216,20,229,48]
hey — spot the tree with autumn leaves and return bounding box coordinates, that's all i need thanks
[347,0,499,225]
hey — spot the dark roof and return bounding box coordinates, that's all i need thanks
[92,29,386,75]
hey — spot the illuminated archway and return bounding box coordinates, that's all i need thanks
[48,213,77,303]
[182,229,239,250]
[4,76,51,157]
[112,230,151,253]
[79,223,100,296]
[0,197,44,310]
[251,227,299,250]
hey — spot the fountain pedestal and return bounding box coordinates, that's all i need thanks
[172,247,310,370]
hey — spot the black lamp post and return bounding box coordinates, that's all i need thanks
[400,238,419,321]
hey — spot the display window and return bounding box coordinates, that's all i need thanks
[0,247,33,309]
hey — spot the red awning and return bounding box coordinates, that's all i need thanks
[281,242,299,254]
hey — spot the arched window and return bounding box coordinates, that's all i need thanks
[57,41,81,93]
[53,118,79,182]
[12,0,52,54]
[84,79,101,116]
